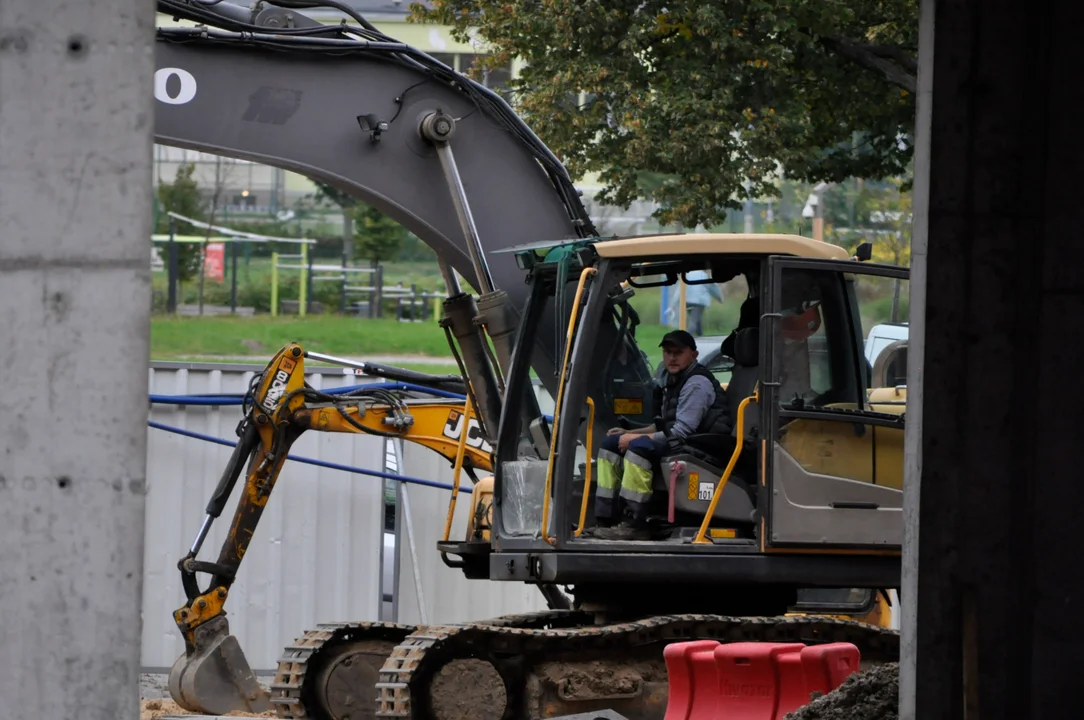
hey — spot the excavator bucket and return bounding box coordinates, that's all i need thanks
[168,615,271,715]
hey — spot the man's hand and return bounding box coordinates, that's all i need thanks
[607,427,624,436]
[618,433,635,452]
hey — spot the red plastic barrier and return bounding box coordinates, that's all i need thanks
[799,643,860,698]
[775,646,811,718]
[662,640,861,720]
[715,642,806,720]
[663,640,721,720]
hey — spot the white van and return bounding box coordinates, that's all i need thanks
[864,323,909,365]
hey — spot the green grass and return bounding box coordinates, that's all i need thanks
[151,315,453,360]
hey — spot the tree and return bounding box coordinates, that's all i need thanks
[821,177,911,321]
[196,155,234,315]
[155,163,205,288]
[309,180,358,262]
[410,0,918,227]
[353,203,407,266]
[307,180,410,265]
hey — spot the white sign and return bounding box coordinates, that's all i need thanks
[154,67,197,105]
[698,482,715,501]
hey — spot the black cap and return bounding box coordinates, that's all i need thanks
[659,330,697,351]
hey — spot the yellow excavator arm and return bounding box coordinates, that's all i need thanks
[167,342,490,715]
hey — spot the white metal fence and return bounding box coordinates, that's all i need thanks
[142,362,548,672]
[395,439,550,627]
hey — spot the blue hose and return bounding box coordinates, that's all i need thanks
[149,381,468,406]
[147,420,463,491]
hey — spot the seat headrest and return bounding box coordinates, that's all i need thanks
[733,327,759,367]
[737,296,760,329]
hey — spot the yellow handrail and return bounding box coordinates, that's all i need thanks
[441,396,475,543]
[692,388,759,544]
[574,397,596,537]
[541,267,598,545]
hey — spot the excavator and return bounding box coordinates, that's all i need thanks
[153,2,908,718]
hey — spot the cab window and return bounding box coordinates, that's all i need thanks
[776,268,861,409]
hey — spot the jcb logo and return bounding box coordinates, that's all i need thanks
[261,369,290,413]
[442,411,492,453]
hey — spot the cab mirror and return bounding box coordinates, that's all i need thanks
[854,242,873,262]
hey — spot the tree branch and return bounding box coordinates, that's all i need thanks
[819,36,917,93]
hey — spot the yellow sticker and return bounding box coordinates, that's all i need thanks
[687,472,699,501]
[613,398,643,415]
[709,528,737,539]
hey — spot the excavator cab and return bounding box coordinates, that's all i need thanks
[447,233,910,618]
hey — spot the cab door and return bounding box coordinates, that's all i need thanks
[760,257,910,551]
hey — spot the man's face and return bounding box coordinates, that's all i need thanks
[662,344,697,375]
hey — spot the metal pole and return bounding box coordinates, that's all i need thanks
[0,1,153,717]
[167,217,178,314]
[375,264,384,319]
[271,251,279,318]
[340,250,347,315]
[230,240,239,314]
[299,243,308,318]
[306,249,314,316]
[679,280,687,331]
[400,482,429,625]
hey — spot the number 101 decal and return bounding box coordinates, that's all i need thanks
[442,410,492,454]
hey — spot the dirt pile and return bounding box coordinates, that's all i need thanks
[784,662,898,720]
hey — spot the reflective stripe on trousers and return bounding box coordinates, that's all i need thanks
[618,447,654,521]
[595,443,623,523]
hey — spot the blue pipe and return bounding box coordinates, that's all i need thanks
[147,420,463,491]
[148,381,469,406]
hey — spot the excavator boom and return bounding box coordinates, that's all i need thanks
[167,343,492,714]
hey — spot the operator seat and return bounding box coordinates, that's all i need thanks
[659,325,760,526]
[718,295,760,362]
[682,326,760,467]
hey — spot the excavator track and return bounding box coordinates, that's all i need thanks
[268,611,590,719]
[375,613,900,720]
[270,620,418,719]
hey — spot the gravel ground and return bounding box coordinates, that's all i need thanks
[140,673,272,700]
[139,673,275,720]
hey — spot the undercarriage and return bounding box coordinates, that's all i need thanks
[267,604,900,720]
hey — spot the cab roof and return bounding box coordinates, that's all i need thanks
[592,233,850,261]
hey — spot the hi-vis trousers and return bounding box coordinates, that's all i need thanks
[595,433,669,522]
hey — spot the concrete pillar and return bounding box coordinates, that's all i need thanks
[0,2,154,719]
[906,1,1084,717]
[898,0,935,715]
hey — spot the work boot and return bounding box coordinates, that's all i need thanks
[592,520,652,541]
